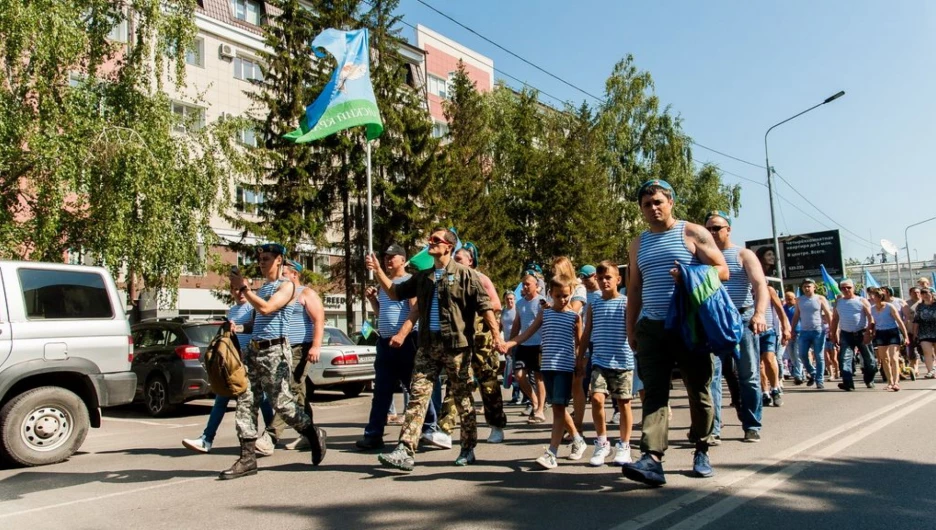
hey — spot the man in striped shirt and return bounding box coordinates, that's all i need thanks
[622,180,729,487]
[223,243,327,480]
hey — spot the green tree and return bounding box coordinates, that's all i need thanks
[0,0,240,302]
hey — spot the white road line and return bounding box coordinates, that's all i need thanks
[0,476,213,519]
[665,386,936,530]
[610,383,936,530]
[103,417,199,428]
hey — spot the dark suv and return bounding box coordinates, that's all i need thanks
[130,318,221,416]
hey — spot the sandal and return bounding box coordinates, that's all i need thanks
[527,413,546,424]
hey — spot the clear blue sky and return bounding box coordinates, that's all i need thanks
[396,0,936,263]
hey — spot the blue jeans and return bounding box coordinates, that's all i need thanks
[203,393,274,443]
[712,320,762,435]
[785,337,803,380]
[364,334,438,438]
[797,330,827,384]
[839,330,877,388]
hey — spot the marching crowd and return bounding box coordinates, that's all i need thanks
[180,179,936,488]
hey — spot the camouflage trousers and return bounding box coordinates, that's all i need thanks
[439,330,507,433]
[400,341,477,450]
[236,339,311,440]
[269,342,311,439]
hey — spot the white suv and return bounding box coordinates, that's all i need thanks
[0,261,136,466]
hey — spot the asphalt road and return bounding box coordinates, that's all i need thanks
[1,377,935,530]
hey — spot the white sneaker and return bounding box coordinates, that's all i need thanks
[284,436,310,450]
[568,437,587,460]
[612,441,633,466]
[421,430,453,450]
[536,450,558,469]
[588,440,611,467]
[182,435,211,454]
[255,431,275,457]
[486,427,505,444]
[610,411,621,425]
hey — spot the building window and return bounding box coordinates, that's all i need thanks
[427,74,450,99]
[233,56,263,82]
[238,128,258,147]
[302,254,332,275]
[171,101,205,132]
[107,17,128,43]
[431,121,449,139]
[231,0,263,25]
[186,38,204,67]
[235,185,264,214]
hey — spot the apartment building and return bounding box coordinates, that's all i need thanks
[137,3,493,332]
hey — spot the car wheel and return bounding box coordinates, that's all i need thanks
[144,374,175,417]
[0,386,90,467]
[341,382,367,398]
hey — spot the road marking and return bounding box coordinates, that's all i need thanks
[664,385,936,530]
[610,383,936,530]
[0,476,213,519]
[103,417,199,428]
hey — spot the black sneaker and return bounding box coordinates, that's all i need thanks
[621,453,666,486]
[806,376,815,387]
[743,430,761,443]
[454,448,476,466]
[378,443,415,472]
[771,392,783,407]
[794,378,804,386]
[837,383,854,392]
[762,394,771,407]
[355,436,385,450]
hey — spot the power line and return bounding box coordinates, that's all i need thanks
[691,142,766,170]
[414,0,605,102]
[771,169,878,248]
[691,158,766,187]
[773,191,878,251]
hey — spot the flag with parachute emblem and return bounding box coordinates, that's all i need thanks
[284,28,383,143]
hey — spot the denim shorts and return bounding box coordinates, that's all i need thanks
[542,370,574,406]
[759,329,778,354]
[874,328,902,347]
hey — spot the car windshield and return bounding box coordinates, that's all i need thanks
[184,323,222,346]
[323,327,355,346]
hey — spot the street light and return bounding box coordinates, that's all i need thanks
[905,215,936,288]
[764,90,845,289]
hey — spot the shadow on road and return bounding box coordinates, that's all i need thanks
[102,390,371,420]
[0,468,214,501]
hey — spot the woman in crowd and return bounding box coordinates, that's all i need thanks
[868,287,910,391]
[913,287,936,379]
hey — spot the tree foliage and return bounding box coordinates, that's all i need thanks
[0,0,240,299]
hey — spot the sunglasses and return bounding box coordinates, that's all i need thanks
[841,286,853,290]
[428,236,449,246]
[707,225,728,233]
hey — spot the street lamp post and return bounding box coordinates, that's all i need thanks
[764,91,845,291]
[905,215,936,287]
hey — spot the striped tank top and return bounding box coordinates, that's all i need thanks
[227,302,254,351]
[252,280,292,340]
[637,220,698,320]
[378,275,412,336]
[540,308,578,372]
[288,286,314,345]
[836,297,867,333]
[723,246,754,311]
[429,269,444,332]
[871,303,898,330]
[590,295,634,370]
[797,295,824,331]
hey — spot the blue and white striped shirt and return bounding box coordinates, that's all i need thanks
[836,297,867,333]
[637,221,698,320]
[590,295,634,370]
[723,246,754,311]
[288,286,314,345]
[252,280,292,341]
[378,275,412,336]
[429,269,444,332]
[227,302,254,351]
[540,308,578,372]
[515,295,544,346]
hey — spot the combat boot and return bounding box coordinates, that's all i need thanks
[301,425,328,466]
[219,439,257,480]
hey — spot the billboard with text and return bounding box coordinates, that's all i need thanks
[746,230,843,281]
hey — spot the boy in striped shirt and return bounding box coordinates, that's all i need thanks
[580,261,635,466]
[503,277,587,469]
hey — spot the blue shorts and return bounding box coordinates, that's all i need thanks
[759,329,778,354]
[542,370,574,406]
[874,328,902,347]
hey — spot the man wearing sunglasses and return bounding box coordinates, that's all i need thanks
[702,211,771,444]
[365,227,503,471]
[830,278,876,390]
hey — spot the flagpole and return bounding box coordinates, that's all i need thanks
[366,140,374,280]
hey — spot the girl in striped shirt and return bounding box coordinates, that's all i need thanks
[504,276,586,469]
